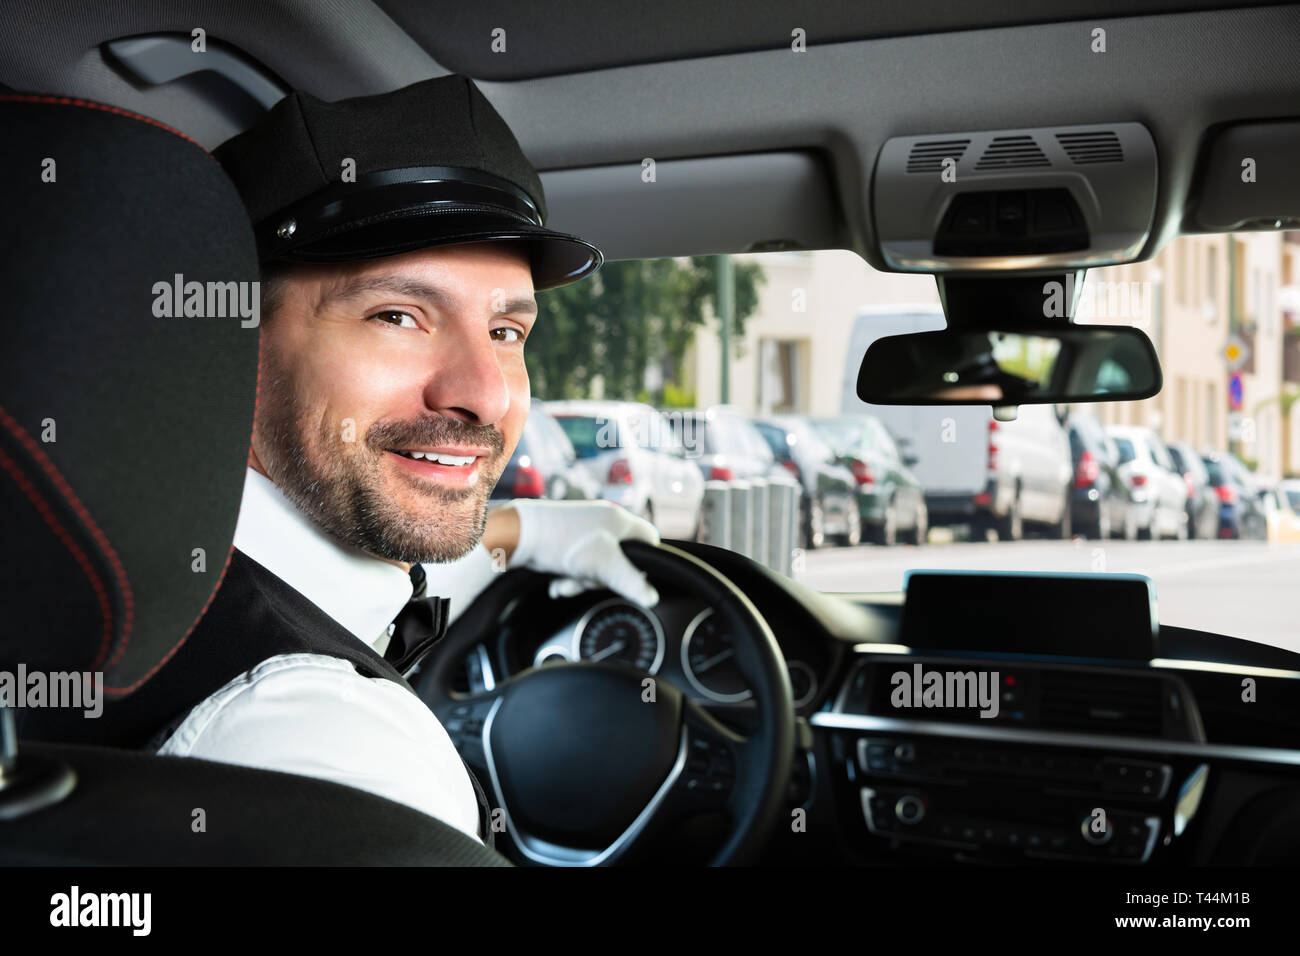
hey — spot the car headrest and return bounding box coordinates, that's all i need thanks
[0,95,259,695]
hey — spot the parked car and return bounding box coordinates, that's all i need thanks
[1202,453,1250,539]
[809,414,927,546]
[1066,414,1137,540]
[1262,484,1300,543]
[675,406,787,482]
[840,306,1073,540]
[491,399,602,502]
[752,415,860,549]
[1203,452,1270,540]
[546,399,705,539]
[1279,478,1300,515]
[1105,426,1189,540]
[1166,441,1219,540]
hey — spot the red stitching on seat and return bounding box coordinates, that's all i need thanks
[0,407,133,671]
[0,445,114,667]
[0,94,207,150]
[1,94,255,694]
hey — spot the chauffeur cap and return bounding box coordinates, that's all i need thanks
[214,74,602,291]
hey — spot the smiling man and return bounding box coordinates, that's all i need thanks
[40,75,662,849]
[252,248,531,565]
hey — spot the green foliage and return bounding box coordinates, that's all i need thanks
[526,256,764,403]
[661,380,697,408]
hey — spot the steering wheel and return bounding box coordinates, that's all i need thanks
[415,539,795,866]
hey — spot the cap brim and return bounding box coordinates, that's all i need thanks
[266,207,603,291]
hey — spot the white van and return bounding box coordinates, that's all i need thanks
[841,305,1074,539]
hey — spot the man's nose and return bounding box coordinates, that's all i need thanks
[420,319,512,426]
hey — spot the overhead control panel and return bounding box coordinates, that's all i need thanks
[872,122,1157,273]
[1189,119,1300,232]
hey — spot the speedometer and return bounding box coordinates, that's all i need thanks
[681,608,752,703]
[571,599,665,673]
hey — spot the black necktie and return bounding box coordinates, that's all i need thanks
[384,564,451,678]
[385,564,496,848]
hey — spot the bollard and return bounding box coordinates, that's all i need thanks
[700,480,732,550]
[749,478,769,569]
[767,475,799,575]
[729,479,753,560]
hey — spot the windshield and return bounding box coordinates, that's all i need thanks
[529,236,1300,651]
[810,418,864,456]
[553,415,620,458]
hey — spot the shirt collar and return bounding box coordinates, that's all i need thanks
[233,468,413,648]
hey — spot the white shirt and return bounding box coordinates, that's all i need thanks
[157,468,502,844]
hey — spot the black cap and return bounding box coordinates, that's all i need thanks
[214,74,602,291]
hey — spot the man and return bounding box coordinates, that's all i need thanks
[41,75,661,847]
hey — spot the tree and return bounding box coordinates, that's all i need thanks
[527,256,764,404]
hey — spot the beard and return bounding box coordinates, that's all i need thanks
[253,346,506,564]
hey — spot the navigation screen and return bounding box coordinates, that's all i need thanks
[900,571,1158,661]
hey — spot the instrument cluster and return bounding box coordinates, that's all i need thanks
[521,597,819,710]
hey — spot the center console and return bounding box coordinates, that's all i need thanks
[815,653,1210,865]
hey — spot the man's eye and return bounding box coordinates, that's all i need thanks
[493,327,525,343]
[370,310,419,329]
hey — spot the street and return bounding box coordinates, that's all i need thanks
[795,536,1300,654]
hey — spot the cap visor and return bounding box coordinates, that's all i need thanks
[269,207,602,291]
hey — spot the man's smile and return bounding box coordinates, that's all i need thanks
[384,447,487,486]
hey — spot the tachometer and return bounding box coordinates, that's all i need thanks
[681,608,752,703]
[571,599,665,673]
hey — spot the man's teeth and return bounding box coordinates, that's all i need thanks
[395,450,476,466]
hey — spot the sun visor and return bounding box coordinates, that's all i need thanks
[1189,119,1300,232]
[872,122,1157,273]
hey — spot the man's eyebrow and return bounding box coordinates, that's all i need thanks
[319,276,537,316]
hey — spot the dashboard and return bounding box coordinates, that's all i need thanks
[444,541,1300,867]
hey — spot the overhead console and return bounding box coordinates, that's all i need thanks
[872,122,1157,273]
[1188,118,1300,232]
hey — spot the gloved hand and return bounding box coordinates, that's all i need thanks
[507,498,661,606]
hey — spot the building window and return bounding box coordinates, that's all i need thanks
[1175,377,1187,439]
[758,338,805,413]
[1205,244,1218,321]
[1206,381,1217,448]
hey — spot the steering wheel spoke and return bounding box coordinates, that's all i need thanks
[663,699,746,814]
[433,689,503,772]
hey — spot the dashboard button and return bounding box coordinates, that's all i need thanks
[895,795,926,825]
[1080,814,1114,846]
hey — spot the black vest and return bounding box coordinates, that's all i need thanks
[21,548,495,847]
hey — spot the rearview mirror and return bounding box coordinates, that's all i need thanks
[856,325,1161,405]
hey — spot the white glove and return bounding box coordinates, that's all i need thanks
[507,499,661,606]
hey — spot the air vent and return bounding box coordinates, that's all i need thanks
[906,139,970,173]
[974,135,1049,170]
[1057,129,1124,165]
[1039,671,1164,735]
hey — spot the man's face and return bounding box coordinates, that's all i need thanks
[252,241,536,564]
